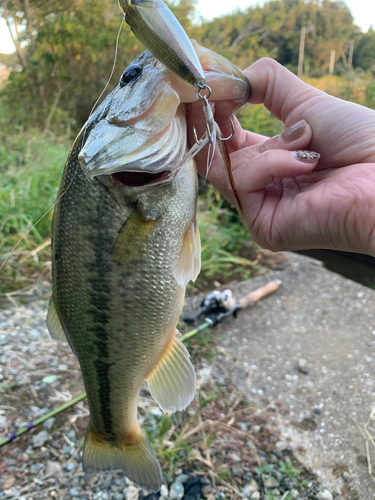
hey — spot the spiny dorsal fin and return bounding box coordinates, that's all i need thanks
[47,294,68,343]
[113,208,158,267]
[146,333,196,412]
[173,220,201,287]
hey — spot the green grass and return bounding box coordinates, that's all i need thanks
[0,131,70,295]
[193,186,258,289]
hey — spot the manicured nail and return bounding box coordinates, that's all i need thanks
[280,119,306,143]
[292,150,320,161]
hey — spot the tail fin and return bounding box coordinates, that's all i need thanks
[83,425,162,492]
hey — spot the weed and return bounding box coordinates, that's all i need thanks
[255,463,274,476]
[194,185,258,289]
[0,131,69,295]
[279,458,301,479]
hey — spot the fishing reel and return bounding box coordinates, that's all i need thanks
[184,289,239,326]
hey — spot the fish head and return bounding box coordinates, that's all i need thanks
[78,44,250,194]
[79,49,186,186]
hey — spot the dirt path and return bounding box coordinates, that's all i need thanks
[189,253,375,499]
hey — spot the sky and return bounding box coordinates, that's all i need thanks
[0,0,374,54]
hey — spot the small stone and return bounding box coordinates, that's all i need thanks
[229,452,241,462]
[252,425,261,434]
[316,490,333,500]
[175,474,189,484]
[200,476,210,485]
[31,430,49,448]
[101,475,113,490]
[150,407,162,418]
[242,479,258,497]
[251,493,260,500]
[3,477,15,489]
[263,477,279,488]
[342,471,350,481]
[297,358,309,374]
[113,493,124,500]
[159,485,169,497]
[202,484,213,496]
[67,429,76,441]
[231,466,243,477]
[65,462,76,471]
[169,481,184,500]
[34,407,50,418]
[45,460,62,476]
[70,487,81,496]
[30,463,43,473]
[238,422,249,431]
[290,489,299,498]
[125,486,139,500]
[42,375,58,384]
[312,405,322,415]
[43,417,55,430]
[58,363,68,370]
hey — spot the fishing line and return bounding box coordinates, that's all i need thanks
[0,16,126,273]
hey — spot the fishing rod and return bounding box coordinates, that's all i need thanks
[0,279,281,449]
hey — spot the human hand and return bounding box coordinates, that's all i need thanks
[187,58,375,256]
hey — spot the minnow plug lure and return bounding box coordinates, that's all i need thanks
[119,0,205,87]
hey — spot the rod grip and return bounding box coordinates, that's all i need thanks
[238,279,281,309]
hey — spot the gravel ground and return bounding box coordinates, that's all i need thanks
[0,289,330,500]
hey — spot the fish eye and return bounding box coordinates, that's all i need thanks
[119,65,142,87]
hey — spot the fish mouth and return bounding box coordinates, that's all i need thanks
[111,170,172,187]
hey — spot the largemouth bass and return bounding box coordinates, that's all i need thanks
[47,43,250,492]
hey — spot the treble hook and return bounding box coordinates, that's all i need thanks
[192,83,235,145]
[218,117,235,142]
[193,83,214,145]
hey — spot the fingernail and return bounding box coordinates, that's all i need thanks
[280,119,306,143]
[292,150,320,162]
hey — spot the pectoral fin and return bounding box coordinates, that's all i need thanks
[146,333,196,412]
[47,295,68,343]
[113,208,158,267]
[173,220,201,287]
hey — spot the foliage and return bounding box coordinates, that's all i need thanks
[1,0,375,137]
[191,0,357,74]
[194,186,258,288]
[304,72,375,109]
[0,130,69,295]
[237,103,283,136]
[279,457,301,478]
[353,27,375,73]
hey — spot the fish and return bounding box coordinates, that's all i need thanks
[47,43,250,492]
[118,0,205,87]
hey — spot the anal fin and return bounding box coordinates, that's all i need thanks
[173,220,201,287]
[146,333,196,412]
[47,294,68,343]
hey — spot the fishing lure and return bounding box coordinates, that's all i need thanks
[119,0,205,87]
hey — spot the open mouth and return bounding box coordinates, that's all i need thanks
[112,170,172,187]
